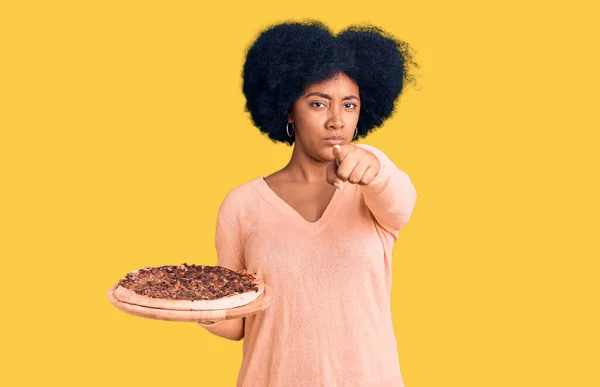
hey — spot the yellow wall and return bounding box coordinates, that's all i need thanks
[1,1,598,386]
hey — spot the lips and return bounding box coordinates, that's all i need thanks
[324,137,344,145]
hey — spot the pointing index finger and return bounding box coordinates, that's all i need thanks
[332,145,347,164]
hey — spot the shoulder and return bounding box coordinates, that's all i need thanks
[217,177,263,220]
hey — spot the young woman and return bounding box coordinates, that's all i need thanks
[198,20,419,387]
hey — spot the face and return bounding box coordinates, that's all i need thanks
[288,72,360,162]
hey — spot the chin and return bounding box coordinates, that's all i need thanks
[319,147,336,162]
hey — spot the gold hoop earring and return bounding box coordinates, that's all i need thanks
[353,127,358,140]
[286,122,294,137]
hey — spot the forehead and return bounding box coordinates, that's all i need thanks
[304,73,359,94]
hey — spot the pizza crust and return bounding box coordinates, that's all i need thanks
[108,283,275,323]
[113,277,264,311]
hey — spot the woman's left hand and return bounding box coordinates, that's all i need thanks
[326,144,381,189]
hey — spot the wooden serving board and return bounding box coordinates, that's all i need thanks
[107,283,274,323]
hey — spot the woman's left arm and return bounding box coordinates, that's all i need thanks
[328,143,418,237]
[353,143,417,238]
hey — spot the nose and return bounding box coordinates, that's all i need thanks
[326,105,344,130]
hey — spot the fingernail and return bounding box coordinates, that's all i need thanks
[333,182,340,190]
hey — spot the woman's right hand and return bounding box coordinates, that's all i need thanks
[195,318,244,341]
[197,320,217,327]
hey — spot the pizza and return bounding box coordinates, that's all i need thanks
[112,263,264,311]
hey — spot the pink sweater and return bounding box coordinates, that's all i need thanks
[215,144,417,387]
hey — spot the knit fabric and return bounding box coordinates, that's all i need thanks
[214,144,417,387]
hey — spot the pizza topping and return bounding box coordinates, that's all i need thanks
[118,263,259,301]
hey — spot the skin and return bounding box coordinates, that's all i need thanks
[264,72,381,223]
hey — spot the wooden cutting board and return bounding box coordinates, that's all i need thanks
[107,283,274,322]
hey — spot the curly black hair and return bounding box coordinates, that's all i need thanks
[241,19,419,146]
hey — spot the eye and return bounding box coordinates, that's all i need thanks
[344,103,357,109]
[311,101,326,108]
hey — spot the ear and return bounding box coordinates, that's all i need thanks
[287,109,294,122]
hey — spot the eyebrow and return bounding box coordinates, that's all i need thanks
[304,92,360,101]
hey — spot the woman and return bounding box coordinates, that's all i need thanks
[198,20,419,387]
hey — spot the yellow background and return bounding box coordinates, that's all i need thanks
[1,1,598,386]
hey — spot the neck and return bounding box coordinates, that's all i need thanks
[283,143,329,184]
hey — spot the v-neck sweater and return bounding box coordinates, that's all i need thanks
[212,144,417,387]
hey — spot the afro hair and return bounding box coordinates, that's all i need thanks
[241,19,419,146]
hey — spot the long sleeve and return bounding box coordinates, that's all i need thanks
[215,215,245,272]
[214,190,247,272]
[197,191,247,337]
[355,143,417,240]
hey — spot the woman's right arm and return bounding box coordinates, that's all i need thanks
[197,196,247,341]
